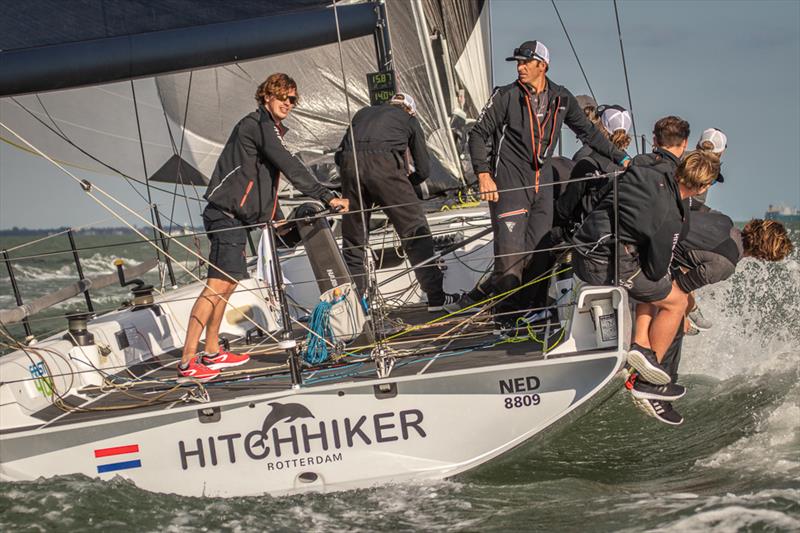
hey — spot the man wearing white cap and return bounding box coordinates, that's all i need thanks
[465,40,631,315]
[336,93,463,312]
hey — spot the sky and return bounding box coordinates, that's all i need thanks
[489,0,800,221]
[0,0,798,229]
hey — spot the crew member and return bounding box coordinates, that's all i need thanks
[465,41,631,317]
[337,93,462,313]
[179,73,349,381]
[556,105,633,235]
[571,117,720,425]
[684,127,728,332]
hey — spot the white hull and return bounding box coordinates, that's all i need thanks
[1,350,624,497]
[0,204,631,497]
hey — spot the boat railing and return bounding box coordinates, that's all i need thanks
[1,170,623,345]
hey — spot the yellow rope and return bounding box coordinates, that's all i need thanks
[373,266,574,347]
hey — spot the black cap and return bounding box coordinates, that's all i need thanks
[506,40,550,64]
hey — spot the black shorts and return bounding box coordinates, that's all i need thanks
[573,246,672,303]
[203,205,249,281]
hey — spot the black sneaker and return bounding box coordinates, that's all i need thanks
[626,344,671,385]
[633,397,684,426]
[427,292,463,313]
[631,379,686,401]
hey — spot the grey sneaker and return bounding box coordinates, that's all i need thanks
[631,379,686,401]
[626,344,671,385]
[632,397,684,426]
[688,305,712,331]
[428,292,463,313]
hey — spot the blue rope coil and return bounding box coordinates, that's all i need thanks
[304,300,334,365]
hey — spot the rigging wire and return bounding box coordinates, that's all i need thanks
[130,79,164,280]
[159,70,205,280]
[550,0,596,102]
[0,120,288,344]
[6,98,202,201]
[613,0,639,153]
[332,0,384,343]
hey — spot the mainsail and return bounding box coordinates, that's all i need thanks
[1,0,492,199]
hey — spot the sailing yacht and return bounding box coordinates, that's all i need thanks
[0,0,630,496]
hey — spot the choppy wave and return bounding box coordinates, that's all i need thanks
[10,254,143,282]
[0,237,798,531]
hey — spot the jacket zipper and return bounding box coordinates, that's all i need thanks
[207,164,241,199]
[239,180,254,208]
[494,124,508,171]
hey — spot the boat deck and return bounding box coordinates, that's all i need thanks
[25,305,571,430]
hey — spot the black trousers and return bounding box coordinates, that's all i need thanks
[476,167,554,312]
[661,321,685,382]
[340,152,443,298]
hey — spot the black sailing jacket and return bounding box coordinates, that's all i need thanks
[204,106,335,225]
[572,148,687,281]
[468,78,628,203]
[671,211,742,293]
[556,149,624,229]
[335,104,431,184]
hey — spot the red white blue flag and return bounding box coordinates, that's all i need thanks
[94,444,142,474]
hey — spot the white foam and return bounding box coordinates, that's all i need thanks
[696,392,800,477]
[655,504,800,533]
[683,254,800,380]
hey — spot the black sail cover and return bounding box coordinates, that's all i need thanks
[0,0,376,96]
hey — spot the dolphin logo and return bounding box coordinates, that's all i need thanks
[261,402,315,436]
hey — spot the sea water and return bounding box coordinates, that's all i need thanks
[0,230,798,532]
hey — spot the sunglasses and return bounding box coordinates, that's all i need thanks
[274,94,299,106]
[514,48,545,62]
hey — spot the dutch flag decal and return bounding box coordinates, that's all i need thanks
[94,444,142,474]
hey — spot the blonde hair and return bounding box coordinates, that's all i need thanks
[697,140,716,152]
[255,73,298,106]
[676,150,720,191]
[742,219,794,261]
[610,130,631,151]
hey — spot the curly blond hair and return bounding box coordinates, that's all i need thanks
[255,73,298,106]
[742,219,794,261]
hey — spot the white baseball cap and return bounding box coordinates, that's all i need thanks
[600,105,633,135]
[698,128,727,153]
[390,93,417,116]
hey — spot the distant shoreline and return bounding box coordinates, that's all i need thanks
[0,227,202,237]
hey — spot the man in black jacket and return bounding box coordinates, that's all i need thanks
[464,40,630,316]
[179,73,349,381]
[337,93,462,312]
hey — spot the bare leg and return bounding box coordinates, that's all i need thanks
[634,303,657,348]
[649,282,689,362]
[203,282,237,355]
[181,278,237,365]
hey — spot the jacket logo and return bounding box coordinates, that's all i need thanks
[476,87,501,123]
[505,220,516,232]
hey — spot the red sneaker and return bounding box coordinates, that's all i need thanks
[202,349,251,370]
[177,357,219,382]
